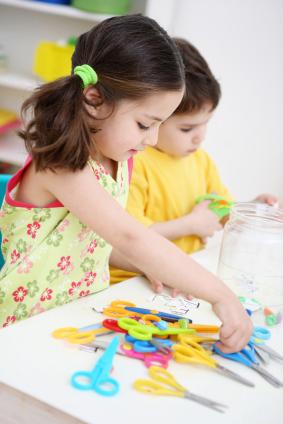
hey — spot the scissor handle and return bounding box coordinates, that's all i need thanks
[252,326,271,342]
[124,334,156,353]
[144,353,169,369]
[118,317,153,341]
[149,366,183,389]
[133,379,181,397]
[142,314,161,326]
[213,344,253,368]
[52,327,95,344]
[52,327,78,339]
[71,371,119,396]
[173,343,215,367]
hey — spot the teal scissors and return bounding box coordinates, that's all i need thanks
[71,336,120,396]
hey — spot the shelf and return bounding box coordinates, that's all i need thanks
[0,132,27,166]
[0,0,112,22]
[0,72,40,91]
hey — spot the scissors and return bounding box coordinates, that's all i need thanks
[173,334,255,387]
[118,317,195,341]
[52,322,112,344]
[71,336,120,396]
[133,366,227,413]
[125,334,173,354]
[250,326,271,344]
[120,342,172,369]
[213,342,283,388]
[80,339,171,369]
[101,300,193,323]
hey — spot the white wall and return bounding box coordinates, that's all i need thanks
[170,0,283,201]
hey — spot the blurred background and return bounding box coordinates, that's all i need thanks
[0,0,282,201]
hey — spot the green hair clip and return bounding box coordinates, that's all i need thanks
[74,64,98,88]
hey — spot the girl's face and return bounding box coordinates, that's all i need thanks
[156,102,214,157]
[87,89,184,162]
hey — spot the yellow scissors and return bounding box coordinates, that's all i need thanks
[133,366,227,413]
[52,323,112,344]
[172,334,255,387]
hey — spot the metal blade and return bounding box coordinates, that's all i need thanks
[254,346,270,365]
[252,364,283,388]
[256,344,283,361]
[185,391,227,413]
[150,339,171,354]
[216,364,255,387]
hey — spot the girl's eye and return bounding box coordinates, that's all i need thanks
[137,122,150,130]
[181,128,193,133]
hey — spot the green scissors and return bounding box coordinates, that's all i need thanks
[118,317,195,341]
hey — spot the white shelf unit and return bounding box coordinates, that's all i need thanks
[0,0,113,22]
[0,0,175,166]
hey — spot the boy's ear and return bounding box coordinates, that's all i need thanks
[83,86,106,118]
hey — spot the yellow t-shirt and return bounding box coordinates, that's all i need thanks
[110,146,232,283]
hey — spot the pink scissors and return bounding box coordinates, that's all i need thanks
[120,343,172,369]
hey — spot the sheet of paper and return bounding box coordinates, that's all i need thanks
[147,293,200,317]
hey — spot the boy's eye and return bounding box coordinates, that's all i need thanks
[180,128,193,133]
[137,122,150,130]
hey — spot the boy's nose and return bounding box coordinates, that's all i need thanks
[144,130,159,147]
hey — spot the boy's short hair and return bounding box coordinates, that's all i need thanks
[173,38,221,114]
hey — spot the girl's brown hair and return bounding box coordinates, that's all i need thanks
[19,14,185,171]
[172,38,221,115]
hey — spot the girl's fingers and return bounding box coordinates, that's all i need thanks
[219,326,250,353]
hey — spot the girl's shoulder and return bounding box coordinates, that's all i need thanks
[6,156,63,209]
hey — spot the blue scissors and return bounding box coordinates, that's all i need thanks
[213,342,283,388]
[71,336,120,396]
[125,334,173,354]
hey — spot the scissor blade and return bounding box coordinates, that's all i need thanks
[80,340,126,357]
[185,391,227,413]
[150,339,171,354]
[254,346,270,365]
[252,364,283,388]
[216,364,255,387]
[256,344,283,361]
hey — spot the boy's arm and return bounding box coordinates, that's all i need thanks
[127,155,218,240]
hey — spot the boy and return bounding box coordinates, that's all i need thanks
[110,38,278,288]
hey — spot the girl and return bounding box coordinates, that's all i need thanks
[0,15,252,352]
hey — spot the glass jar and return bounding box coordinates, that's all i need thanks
[217,203,283,307]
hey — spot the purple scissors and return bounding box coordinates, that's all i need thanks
[120,343,172,368]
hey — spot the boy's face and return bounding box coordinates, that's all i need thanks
[156,102,214,157]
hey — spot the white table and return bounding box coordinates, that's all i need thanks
[0,238,282,424]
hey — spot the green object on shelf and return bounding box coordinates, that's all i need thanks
[67,36,77,46]
[195,194,234,218]
[71,0,132,15]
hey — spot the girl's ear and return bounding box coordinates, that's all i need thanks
[83,86,108,118]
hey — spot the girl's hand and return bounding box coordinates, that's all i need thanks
[145,273,194,300]
[212,294,253,353]
[188,200,222,241]
[254,193,279,206]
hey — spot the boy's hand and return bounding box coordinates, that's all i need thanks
[254,193,279,206]
[212,293,253,353]
[145,273,194,300]
[188,200,222,242]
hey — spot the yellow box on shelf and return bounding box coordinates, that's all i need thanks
[33,41,75,82]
